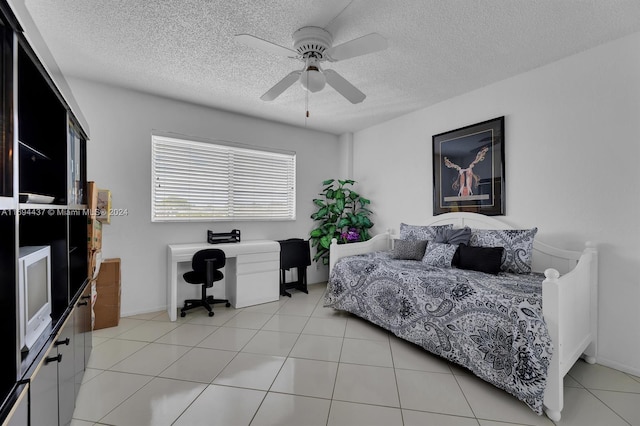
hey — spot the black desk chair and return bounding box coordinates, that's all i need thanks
[181,249,231,317]
[278,238,311,297]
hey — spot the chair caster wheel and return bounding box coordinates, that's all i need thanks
[225,302,231,307]
[180,312,186,317]
[208,311,214,317]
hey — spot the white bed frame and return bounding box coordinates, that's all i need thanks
[329,212,598,421]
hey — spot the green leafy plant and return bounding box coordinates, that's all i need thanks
[309,179,373,265]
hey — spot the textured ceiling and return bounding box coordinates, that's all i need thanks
[22,0,640,135]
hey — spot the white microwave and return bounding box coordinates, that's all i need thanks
[18,245,52,352]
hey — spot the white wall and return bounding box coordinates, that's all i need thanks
[338,132,354,179]
[67,78,339,316]
[352,32,640,375]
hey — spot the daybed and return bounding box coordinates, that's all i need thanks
[325,212,597,421]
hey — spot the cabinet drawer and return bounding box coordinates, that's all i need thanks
[236,251,279,264]
[237,260,279,275]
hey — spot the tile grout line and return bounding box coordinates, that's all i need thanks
[326,307,348,426]
[387,329,407,426]
[582,387,633,426]
[450,368,479,422]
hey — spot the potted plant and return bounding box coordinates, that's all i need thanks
[309,179,373,265]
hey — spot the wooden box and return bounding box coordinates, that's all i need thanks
[94,258,121,330]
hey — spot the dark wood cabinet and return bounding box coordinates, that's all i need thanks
[0,0,91,424]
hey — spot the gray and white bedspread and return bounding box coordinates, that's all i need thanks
[324,251,553,414]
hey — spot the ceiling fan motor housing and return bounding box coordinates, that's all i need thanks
[293,26,333,60]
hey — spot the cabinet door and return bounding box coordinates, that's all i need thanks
[30,345,59,426]
[74,286,91,399]
[82,285,92,367]
[56,316,75,426]
[4,384,29,426]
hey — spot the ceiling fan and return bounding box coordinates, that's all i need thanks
[235,26,387,104]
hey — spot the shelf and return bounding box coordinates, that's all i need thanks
[17,45,68,207]
[18,140,51,161]
[18,203,65,210]
[67,204,87,210]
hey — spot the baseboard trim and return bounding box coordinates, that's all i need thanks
[120,305,168,318]
[596,357,640,377]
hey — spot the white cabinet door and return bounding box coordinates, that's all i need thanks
[225,252,280,308]
[4,384,29,426]
[74,286,92,399]
[30,345,59,426]
[56,316,75,426]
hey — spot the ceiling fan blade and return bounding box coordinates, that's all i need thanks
[325,33,387,61]
[323,69,366,104]
[260,71,302,101]
[235,34,297,57]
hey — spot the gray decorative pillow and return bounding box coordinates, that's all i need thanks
[390,239,428,261]
[435,226,472,245]
[399,223,453,241]
[422,242,458,268]
[469,228,538,274]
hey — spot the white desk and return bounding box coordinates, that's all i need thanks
[167,240,280,321]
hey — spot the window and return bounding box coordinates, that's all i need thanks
[152,135,296,222]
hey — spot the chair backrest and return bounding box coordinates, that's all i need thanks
[192,249,226,274]
[278,238,311,269]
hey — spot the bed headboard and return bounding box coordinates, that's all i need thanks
[330,212,593,276]
[423,212,584,275]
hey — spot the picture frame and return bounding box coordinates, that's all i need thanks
[433,116,505,216]
[96,189,112,224]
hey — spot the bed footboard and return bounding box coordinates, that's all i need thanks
[329,232,392,274]
[542,242,598,421]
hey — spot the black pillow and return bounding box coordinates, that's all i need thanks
[457,244,504,275]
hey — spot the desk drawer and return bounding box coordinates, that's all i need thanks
[237,251,279,264]
[237,260,279,275]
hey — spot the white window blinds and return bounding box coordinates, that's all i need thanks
[152,135,296,222]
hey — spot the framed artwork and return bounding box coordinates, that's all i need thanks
[96,189,112,224]
[433,116,505,216]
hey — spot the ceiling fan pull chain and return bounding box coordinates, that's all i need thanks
[305,77,310,121]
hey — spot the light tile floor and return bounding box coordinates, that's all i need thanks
[72,283,640,426]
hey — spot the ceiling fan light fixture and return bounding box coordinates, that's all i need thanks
[237,25,387,104]
[299,66,326,93]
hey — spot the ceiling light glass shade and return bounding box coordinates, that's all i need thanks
[299,69,326,93]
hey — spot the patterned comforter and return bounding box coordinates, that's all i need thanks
[324,251,553,414]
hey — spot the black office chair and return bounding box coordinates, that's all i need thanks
[180,249,231,317]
